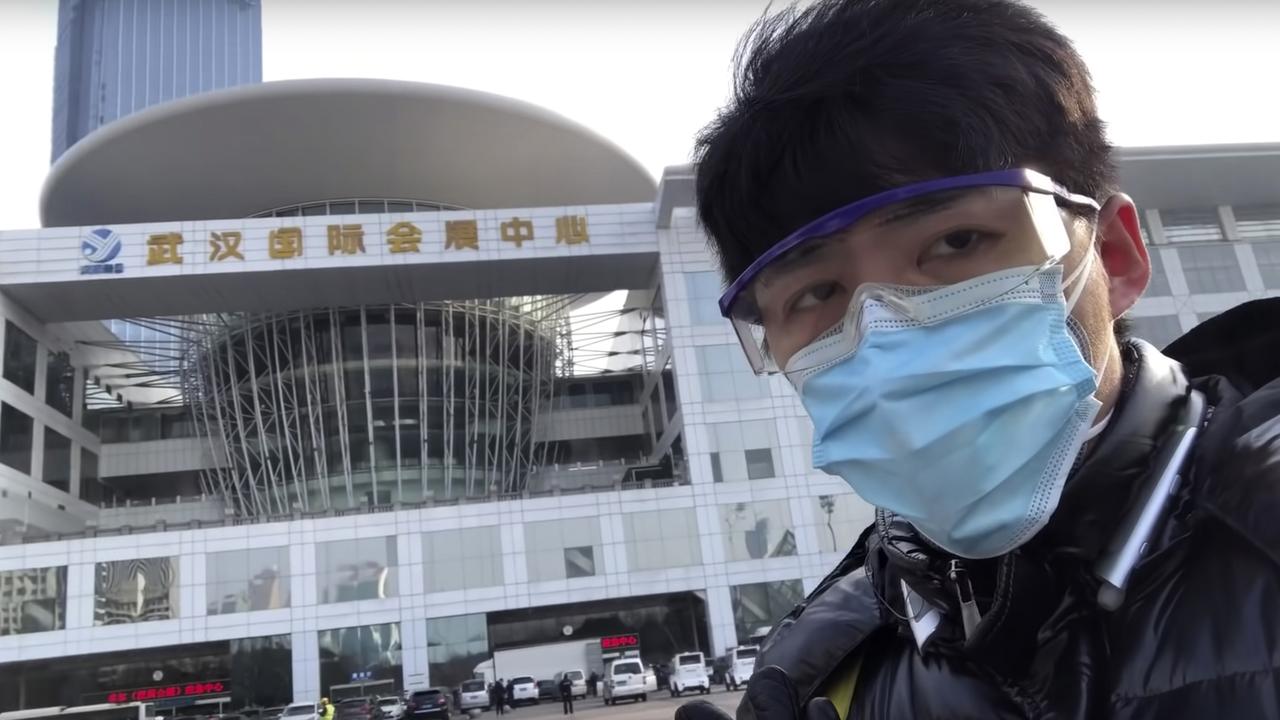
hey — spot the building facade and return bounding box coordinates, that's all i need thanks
[51,0,262,161]
[2,80,1279,711]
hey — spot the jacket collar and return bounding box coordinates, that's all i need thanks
[868,340,1195,669]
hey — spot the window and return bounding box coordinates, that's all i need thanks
[318,622,403,697]
[695,345,769,402]
[709,453,724,484]
[42,428,71,493]
[744,449,776,480]
[45,351,76,418]
[206,547,291,615]
[814,494,876,553]
[623,508,702,571]
[1160,208,1223,243]
[730,580,805,645]
[0,403,33,475]
[3,321,37,394]
[708,421,778,482]
[525,517,603,581]
[316,536,399,603]
[1178,245,1246,293]
[423,525,503,593]
[719,500,797,561]
[684,272,725,326]
[426,614,489,692]
[564,546,596,578]
[79,448,105,505]
[1129,315,1185,349]
[94,557,179,625]
[0,566,67,636]
[1145,249,1171,297]
[1253,242,1280,289]
[1234,204,1280,241]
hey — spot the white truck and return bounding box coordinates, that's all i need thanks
[669,652,711,696]
[473,637,600,694]
[726,646,759,690]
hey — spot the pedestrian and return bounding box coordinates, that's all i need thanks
[587,671,598,698]
[558,676,575,715]
[320,698,334,720]
[505,679,515,711]
[490,679,505,716]
[673,1,1280,718]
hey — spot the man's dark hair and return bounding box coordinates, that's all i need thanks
[694,0,1115,282]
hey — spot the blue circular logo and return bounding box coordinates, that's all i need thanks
[82,227,122,263]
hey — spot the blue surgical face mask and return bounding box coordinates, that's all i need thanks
[794,257,1103,559]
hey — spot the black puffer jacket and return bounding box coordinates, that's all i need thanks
[744,299,1280,719]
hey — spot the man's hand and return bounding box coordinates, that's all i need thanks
[674,667,840,720]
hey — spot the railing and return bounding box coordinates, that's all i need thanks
[103,493,217,509]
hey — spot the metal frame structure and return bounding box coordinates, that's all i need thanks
[73,291,666,518]
[179,299,570,516]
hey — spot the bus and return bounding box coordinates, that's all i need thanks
[0,704,150,720]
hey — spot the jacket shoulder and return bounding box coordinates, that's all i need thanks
[1193,375,1280,567]
[755,564,888,703]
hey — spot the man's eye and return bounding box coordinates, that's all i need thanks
[792,282,840,311]
[924,230,987,260]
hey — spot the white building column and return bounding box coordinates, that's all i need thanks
[292,629,320,702]
[401,617,430,691]
[705,584,737,657]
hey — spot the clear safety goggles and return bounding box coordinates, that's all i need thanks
[717,169,1100,375]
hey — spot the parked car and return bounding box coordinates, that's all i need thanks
[262,708,288,720]
[406,688,451,720]
[508,677,538,706]
[644,667,658,694]
[456,679,490,711]
[536,680,558,701]
[553,670,587,699]
[603,659,648,705]
[377,697,406,720]
[280,703,320,720]
[336,697,383,720]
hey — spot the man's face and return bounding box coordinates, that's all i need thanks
[740,184,1150,414]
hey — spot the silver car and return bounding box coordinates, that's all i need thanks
[281,703,319,720]
[457,679,490,711]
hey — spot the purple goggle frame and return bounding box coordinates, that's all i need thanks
[717,168,1100,318]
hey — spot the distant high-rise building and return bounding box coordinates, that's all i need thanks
[50,0,262,163]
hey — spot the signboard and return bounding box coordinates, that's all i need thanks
[600,634,639,651]
[106,680,228,703]
[75,214,592,277]
[600,633,641,662]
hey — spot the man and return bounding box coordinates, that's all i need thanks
[490,680,505,716]
[320,698,334,720]
[587,671,599,698]
[559,675,576,716]
[675,1,1280,718]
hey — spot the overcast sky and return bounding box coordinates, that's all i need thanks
[1,0,1278,230]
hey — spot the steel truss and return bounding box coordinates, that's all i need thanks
[178,299,570,516]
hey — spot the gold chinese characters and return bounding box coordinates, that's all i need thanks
[209,231,244,262]
[129,214,592,265]
[146,233,183,265]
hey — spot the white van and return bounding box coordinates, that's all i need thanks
[603,659,648,705]
[727,646,758,690]
[553,669,586,699]
[669,652,710,696]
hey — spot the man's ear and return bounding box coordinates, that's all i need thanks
[1095,193,1150,318]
